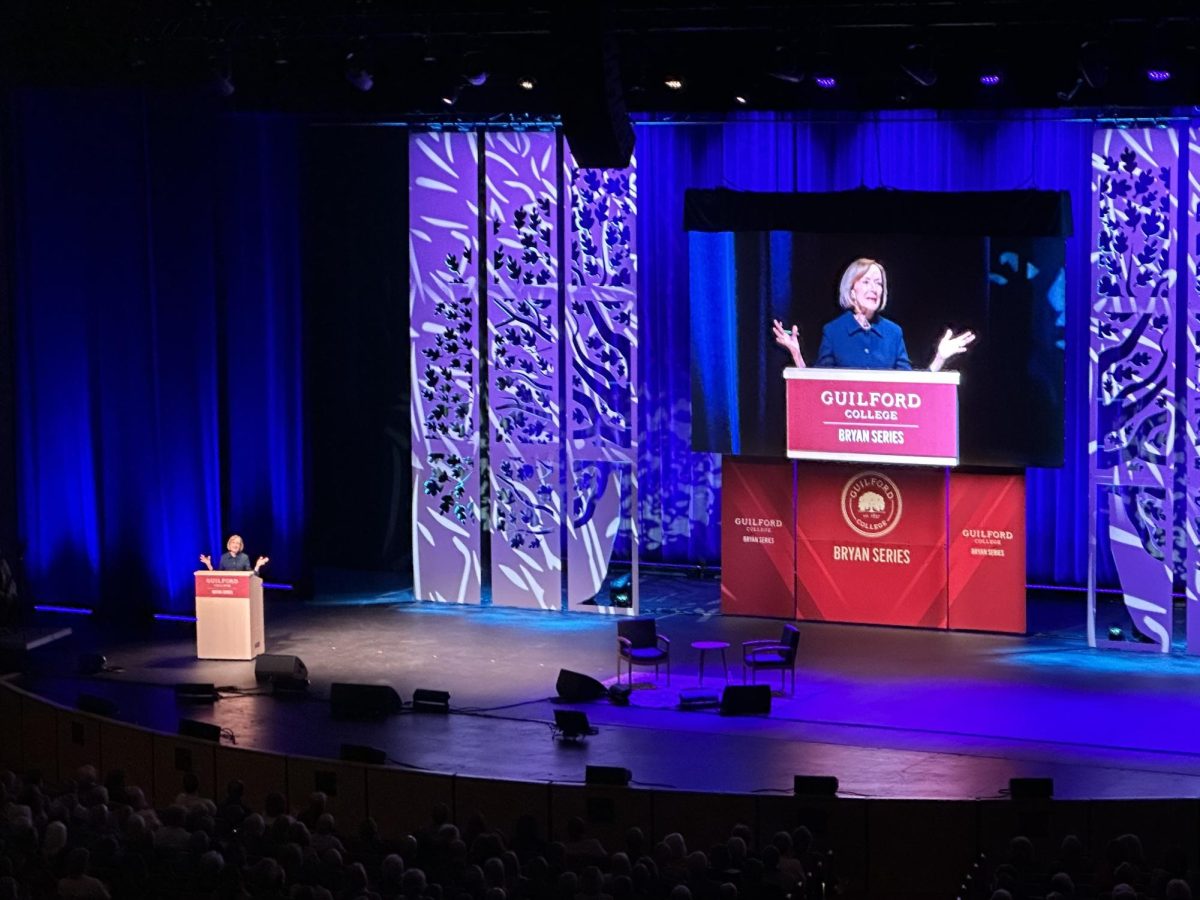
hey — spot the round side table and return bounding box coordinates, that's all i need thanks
[691,640,730,684]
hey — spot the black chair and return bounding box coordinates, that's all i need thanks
[617,617,671,685]
[742,624,800,694]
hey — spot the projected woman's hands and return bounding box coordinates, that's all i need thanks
[930,328,976,372]
[772,319,807,368]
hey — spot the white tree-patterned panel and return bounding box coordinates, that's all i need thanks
[564,150,639,614]
[410,132,482,604]
[485,131,563,609]
[1088,127,1178,651]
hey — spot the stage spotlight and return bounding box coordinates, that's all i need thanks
[664,77,684,90]
[734,95,748,105]
[441,87,461,107]
[1077,40,1110,89]
[208,43,235,97]
[979,73,1002,87]
[767,42,804,84]
[609,573,632,607]
[421,35,439,65]
[1108,625,1124,641]
[899,42,937,88]
[1145,67,1172,83]
[462,51,488,87]
[345,51,374,93]
[412,688,450,713]
[812,54,839,91]
[518,77,536,91]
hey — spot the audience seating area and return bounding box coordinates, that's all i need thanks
[2,681,1199,900]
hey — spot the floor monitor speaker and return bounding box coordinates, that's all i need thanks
[556,669,609,702]
[720,684,772,716]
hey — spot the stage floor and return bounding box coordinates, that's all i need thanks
[11,574,1200,801]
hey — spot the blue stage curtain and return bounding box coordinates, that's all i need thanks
[636,111,1093,586]
[11,90,304,614]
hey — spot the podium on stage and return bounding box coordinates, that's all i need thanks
[785,367,961,467]
[194,571,265,660]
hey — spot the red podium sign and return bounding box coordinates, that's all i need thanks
[194,572,252,599]
[785,368,960,467]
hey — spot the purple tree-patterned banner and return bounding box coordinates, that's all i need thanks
[1187,127,1200,653]
[1089,128,1179,652]
[485,131,562,610]
[564,152,639,614]
[410,132,482,604]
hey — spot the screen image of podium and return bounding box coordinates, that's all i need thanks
[194,571,265,660]
[785,368,960,467]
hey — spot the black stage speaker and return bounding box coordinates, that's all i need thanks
[76,693,118,718]
[794,775,840,797]
[340,743,387,765]
[1009,777,1053,800]
[255,654,308,684]
[556,669,609,702]
[585,764,631,786]
[178,718,221,742]
[720,684,772,716]
[554,14,634,169]
[174,682,218,703]
[330,683,403,720]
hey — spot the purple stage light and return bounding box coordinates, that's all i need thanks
[1146,68,1171,82]
[979,73,1002,87]
[33,605,93,615]
[815,76,837,90]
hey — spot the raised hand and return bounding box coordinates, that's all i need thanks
[255,556,270,571]
[930,329,976,371]
[771,319,806,368]
[199,553,213,571]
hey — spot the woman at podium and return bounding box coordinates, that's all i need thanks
[199,534,269,575]
[771,258,974,371]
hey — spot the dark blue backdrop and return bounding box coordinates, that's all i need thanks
[9,99,1095,616]
[11,90,304,614]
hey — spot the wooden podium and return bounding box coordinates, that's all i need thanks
[194,571,265,660]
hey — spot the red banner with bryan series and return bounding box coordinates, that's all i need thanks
[948,472,1025,633]
[795,464,947,628]
[720,457,796,619]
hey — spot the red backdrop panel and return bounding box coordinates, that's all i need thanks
[947,472,1026,633]
[795,465,947,628]
[720,457,796,619]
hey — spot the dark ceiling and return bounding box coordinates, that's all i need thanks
[3,1,1198,117]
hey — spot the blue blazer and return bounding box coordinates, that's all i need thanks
[815,310,912,370]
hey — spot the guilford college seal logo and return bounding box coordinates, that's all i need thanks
[840,471,902,539]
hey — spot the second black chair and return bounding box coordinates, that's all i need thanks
[617,617,671,685]
[742,624,800,694]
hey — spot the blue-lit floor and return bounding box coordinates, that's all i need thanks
[12,576,1200,800]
